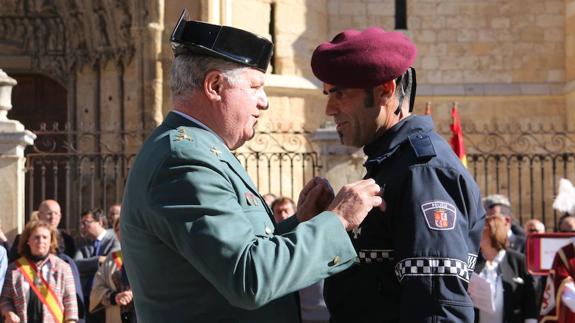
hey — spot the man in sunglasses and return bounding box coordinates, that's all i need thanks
[121,12,382,323]
[311,27,485,322]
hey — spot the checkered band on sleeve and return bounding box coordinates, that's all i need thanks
[356,249,395,264]
[467,253,478,272]
[394,257,470,282]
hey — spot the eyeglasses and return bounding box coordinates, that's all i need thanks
[80,220,95,226]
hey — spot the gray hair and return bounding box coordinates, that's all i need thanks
[170,54,247,99]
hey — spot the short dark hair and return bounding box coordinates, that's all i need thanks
[271,197,295,212]
[81,208,105,222]
[492,204,512,217]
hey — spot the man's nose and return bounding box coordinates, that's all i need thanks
[325,98,338,116]
[257,89,269,110]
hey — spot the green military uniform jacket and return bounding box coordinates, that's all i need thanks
[121,112,356,323]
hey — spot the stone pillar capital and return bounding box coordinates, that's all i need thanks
[0,131,36,157]
[0,69,34,240]
[0,69,18,121]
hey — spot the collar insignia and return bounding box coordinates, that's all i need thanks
[174,128,193,142]
[210,146,222,157]
[245,192,259,206]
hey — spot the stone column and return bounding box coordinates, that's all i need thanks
[312,123,365,192]
[0,70,36,242]
[565,0,575,131]
[134,0,164,132]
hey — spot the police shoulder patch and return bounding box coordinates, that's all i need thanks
[420,200,457,231]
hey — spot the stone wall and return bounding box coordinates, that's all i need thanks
[328,0,564,84]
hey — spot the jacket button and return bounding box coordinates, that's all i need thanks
[330,256,341,266]
[264,226,273,235]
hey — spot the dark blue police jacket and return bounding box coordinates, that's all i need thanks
[324,115,485,323]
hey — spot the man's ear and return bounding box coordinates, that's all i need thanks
[380,79,396,96]
[204,70,225,101]
[374,79,396,104]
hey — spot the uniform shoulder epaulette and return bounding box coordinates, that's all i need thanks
[171,127,194,144]
[407,132,436,160]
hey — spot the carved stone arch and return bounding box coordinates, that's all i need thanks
[1,0,164,233]
[0,0,138,84]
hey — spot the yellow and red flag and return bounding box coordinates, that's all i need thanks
[450,103,467,168]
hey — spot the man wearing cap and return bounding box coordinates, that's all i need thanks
[121,11,383,323]
[483,194,526,253]
[311,27,485,322]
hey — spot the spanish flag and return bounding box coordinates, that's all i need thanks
[450,103,467,168]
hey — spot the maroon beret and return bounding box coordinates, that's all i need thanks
[311,27,417,88]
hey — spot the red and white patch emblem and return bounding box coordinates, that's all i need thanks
[421,201,457,230]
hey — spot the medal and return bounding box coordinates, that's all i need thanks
[34,274,41,286]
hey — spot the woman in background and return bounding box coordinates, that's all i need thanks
[0,220,78,323]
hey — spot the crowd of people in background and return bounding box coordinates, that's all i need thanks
[0,190,572,323]
[0,200,133,323]
[469,188,575,323]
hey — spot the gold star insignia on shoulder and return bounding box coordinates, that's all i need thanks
[174,128,192,142]
[210,146,222,157]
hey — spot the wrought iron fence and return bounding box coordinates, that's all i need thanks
[25,124,320,235]
[467,153,575,232]
[235,130,321,199]
[25,119,575,235]
[436,121,575,231]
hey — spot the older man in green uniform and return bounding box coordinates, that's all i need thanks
[121,11,382,323]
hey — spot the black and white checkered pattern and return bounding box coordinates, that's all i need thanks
[467,253,478,271]
[394,257,470,282]
[356,249,395,264]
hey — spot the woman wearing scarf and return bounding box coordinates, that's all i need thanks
[0,220,78,322]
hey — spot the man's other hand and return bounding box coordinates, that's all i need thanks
[296,177,335,222]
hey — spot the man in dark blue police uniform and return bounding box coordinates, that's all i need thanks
[311,27,485,322]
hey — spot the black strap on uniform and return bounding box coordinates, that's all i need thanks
[393,67,417,115]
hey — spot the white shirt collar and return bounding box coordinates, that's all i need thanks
[485,249,506,270]
[172,110,226,145]
[96,229,107,241]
